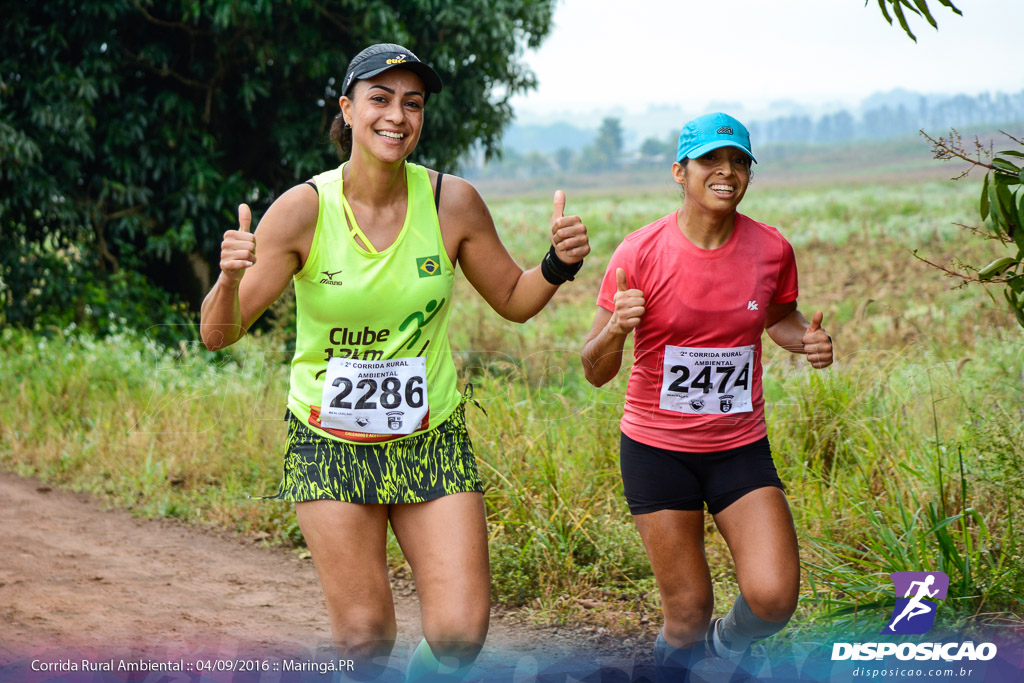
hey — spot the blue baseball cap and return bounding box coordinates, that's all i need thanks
[676,112,756,164]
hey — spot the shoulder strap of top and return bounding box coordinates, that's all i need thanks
[434,172,444,212]
[341,194,378,254]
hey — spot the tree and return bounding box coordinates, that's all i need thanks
[916,131,1024,328]
[639,135,673,163]
[524,150,553,177]
[869,0,961,42]
[553,147,574,172]
[864,0,1024,329]
[577,117,623,172]
[595,117,624,166]
[0,0,556,336]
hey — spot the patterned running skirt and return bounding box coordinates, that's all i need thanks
[264,402,483,504]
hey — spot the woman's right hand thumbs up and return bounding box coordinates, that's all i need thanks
[611,267,645,335]
[219,203,257,284]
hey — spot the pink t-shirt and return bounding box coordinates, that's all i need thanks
[597,210,798,452]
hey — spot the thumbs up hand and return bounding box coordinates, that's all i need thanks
[550,190,590,265]
[610,268,645,335]
[219,203,258,284]
[802,311,833,369]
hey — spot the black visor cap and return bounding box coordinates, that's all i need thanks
[342,44,442,99]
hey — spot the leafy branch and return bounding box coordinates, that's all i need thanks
[918,129,1024,329]
[869,0,962,42]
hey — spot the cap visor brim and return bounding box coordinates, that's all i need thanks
[683,140,756,164]
[354,63,442,94]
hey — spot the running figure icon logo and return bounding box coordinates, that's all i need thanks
[883,571,949,635]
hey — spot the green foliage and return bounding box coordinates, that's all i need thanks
[0,234,191,344]
[639,134,674,164]
[577,117,624,172]
[920,130,1024,329]
[864,0,1023,329]
[0,0,555,336]
[869,0,961,42]
[980,148,1024,327]
[786,360,1024,639]
[553,147,574,172]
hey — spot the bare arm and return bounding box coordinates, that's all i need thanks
[765,301,834,369]
[581,268,645,387]
[442,177,589,323]
[199,184,318,350]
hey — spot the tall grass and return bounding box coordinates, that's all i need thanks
[768,343,1024,640]
[2,178,1021,640]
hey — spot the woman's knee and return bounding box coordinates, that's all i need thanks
[742,585,798,624]
[330,607,397,656]
[422,638,484,667]
[422,610,489,661]
[662,594,714,644]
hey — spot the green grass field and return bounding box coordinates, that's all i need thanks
[2,168,1021,645]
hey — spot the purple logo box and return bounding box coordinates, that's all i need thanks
[883,571,950,635]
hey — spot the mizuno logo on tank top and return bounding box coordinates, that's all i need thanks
[320,269,343,285]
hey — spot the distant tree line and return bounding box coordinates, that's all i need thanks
[752,91,1024,146]
[468,89,1024,177]
[470,117,625,180]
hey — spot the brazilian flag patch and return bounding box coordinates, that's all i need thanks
[416,255,441,278]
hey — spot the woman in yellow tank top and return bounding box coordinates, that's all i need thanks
[199,43,589,681]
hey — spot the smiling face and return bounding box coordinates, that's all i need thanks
[672,146,752,214]
[339,68,426,165]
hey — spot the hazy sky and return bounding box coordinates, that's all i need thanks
[510,0,1024,120]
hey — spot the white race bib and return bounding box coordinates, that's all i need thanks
[659,345,754,415]
[319,357,428,435]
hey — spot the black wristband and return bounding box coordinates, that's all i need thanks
[541,245,583,285]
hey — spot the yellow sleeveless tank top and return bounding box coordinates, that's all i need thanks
[287,162,459,443]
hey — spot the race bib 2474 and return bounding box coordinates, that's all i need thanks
[659,345,754,415]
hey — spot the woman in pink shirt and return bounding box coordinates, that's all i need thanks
[581,112,833,680]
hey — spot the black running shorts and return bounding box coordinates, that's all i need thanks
[619,432,784,515]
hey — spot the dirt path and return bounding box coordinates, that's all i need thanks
[0,471,650,681]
